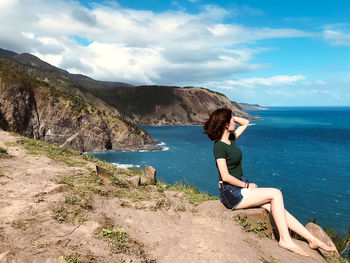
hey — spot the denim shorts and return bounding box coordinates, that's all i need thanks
[219,182,246,210]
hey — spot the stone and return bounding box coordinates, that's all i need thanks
[140,166,157,185]
[127,176,141,187]
[96,165,110,183]
[305,222,338,254]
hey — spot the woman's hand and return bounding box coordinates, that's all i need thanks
[248,183,258,189]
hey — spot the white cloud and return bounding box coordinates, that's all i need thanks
[323,29,350,46]
[219,75,306,88]
[0,1,312,85]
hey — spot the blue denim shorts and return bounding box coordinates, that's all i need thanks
[219,182,245,210]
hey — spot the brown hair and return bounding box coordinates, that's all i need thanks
[203,108,232,141]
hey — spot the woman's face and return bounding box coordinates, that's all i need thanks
[226,117,236,132]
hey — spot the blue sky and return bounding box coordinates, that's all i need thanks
[1,0,350,106]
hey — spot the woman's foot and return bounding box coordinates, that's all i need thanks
[279,240,309,257]
[308,238,338,253]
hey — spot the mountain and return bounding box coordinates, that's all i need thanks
[0,60,158,152]
[238,103,268,111]
[0,48,17,57]
[0,48,255,126]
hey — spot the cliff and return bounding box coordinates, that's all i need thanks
[238,103,268,111]
[0,61,158,152]
[89,85,253,126]
[0,49,255,126]
[0,130,342,263]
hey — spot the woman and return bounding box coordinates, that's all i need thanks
[203,108,336,257]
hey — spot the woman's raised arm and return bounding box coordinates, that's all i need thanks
[233,116,249,140]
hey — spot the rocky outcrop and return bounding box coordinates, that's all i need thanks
[0,61,158,152]
[0,130,342,263]
[238,102,268,111]
[88,85,255,126]
[0,48,256,127]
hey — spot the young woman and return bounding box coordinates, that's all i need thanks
[203,108,337,257]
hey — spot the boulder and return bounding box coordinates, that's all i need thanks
[140,166,156,185]
[305,222,338,255]
[96,165,110,183]
[127,176,141,187]
[198,200,278,239]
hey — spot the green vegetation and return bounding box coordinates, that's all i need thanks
[100,228,131,253]
[157,181,218,206]
[9,137,86,167]
[87,85,178,115]
[36,241,48,248]
[56,175,75,187]
[326,227,350,261]
[259,256,277,263]
[59,253,79,263]
[234,215,272,238]
[54,187,93,224]
[11,221,27,230]
[0,146,8,155]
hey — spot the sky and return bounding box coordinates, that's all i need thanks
[0,0,350,106]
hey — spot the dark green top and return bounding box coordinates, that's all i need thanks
[213,140,243,180]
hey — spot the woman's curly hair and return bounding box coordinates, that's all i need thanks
[203,108,232,141]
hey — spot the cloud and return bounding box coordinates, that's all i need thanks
[0,0,312,85]
[71,8,98,26]
[218,75,306,88]
[323,29,350,46]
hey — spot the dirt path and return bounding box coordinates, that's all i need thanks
[0,130,328,263]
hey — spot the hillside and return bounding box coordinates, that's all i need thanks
[0,61,158,152]
[0,130,342,263]
[0,48,254,126]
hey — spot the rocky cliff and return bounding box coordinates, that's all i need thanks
[0,48,255,126]
[79,85,254,126]
[0,61,158,152]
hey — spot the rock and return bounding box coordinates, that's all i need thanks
[305,222,338,255]
[198,200,233,219]
[127,176,141,187]
[32,184,69,197]
[198,201,277,239]
[140,166,156,185]
[0,59,158,152]
[164,191,191,213]
[232,207,277,239]
[0,251,10,262]
[96,165,110,183]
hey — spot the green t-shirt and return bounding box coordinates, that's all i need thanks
[213,140,243,180]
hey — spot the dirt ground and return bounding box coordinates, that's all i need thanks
[0,130,330,263]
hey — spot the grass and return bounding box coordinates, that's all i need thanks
[56,175,75,187]
[156,181,218,206]
[234,215,272,238]
[54,188,93,224]
[11,221,27,230]
[324,254,350,263]
[9,137,86,167]
[0,146,8,155]
[36,241,48,248]
[100,228,131,253]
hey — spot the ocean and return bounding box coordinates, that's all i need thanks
[91,106,350,236]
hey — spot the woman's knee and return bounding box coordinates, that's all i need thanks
[270,188,283,200]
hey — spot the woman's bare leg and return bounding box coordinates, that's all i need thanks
[235,187,309,256]
[261,204,337,253]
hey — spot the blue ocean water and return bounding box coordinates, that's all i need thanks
[91,107,350,235]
